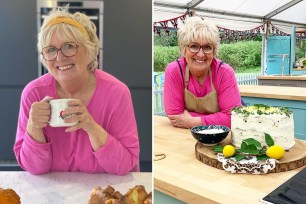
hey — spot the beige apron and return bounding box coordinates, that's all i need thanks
[184,65,220,114]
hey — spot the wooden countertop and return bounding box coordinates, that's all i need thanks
[257,75,306,80]
[154,115,306,204]
[239,85,306,101]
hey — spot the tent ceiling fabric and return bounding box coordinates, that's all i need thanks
[264,0,302,19]
[154,0,306,33]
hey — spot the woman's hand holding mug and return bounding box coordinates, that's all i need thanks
[61,99,96,133]
[26,96,53,143]
[28,96,53,129]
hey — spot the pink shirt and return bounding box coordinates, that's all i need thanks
[164,57,242,127]
[14,69,139,175]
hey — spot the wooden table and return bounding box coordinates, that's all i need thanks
[239,85,306,101]
[257,75,306,81]
[257,75,306,87]
[0,171,152,204]
[154,115,306,204]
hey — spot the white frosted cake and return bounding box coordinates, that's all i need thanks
[231,105,295,149]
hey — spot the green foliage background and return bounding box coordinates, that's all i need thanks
[154,40,262,72]
[217,41,262,72]
[154,46,180,72]
[154,31,178,46]
[295,40,306,60]
[154,31,306,72]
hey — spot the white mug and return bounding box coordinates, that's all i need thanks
[49,99,78,127]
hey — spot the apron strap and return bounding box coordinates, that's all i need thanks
[208,67,214,90]
[217,61,224,74]
[185,66,190,89]
[176,60,188,88]
[210,61,224,91]
[176,60,186,87]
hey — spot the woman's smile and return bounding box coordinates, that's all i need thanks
[57,64,74,71]
[194,59,206,64]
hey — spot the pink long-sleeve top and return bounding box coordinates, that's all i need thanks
[164,57,242,128]
[14,69,139,175]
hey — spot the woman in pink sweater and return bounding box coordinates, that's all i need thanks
[14,8,139,175]
[164,16,241,129]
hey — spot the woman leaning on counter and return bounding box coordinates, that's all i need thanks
[14,8,139,175]
[164,16,241,128]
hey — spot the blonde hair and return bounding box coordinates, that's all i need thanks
[177,16,220,57]
[37,7,100,71]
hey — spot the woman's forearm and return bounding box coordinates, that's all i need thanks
[87,123,108,151]
[26,121,47,144]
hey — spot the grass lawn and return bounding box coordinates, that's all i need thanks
[235,66,261,74]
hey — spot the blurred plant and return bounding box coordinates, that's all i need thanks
[295,40,306,60]
[153,41,262,72]
[217,41,262,72]
[154,31,178,46]
[154,46,180,72]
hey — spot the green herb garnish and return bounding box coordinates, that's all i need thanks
[213,133,275,161]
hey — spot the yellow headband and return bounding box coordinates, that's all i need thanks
[47,16,89,39]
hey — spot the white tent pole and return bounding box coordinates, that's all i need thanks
[264,0,303,19]
[290,26,296,71]
[262,38,267,75]
[262,21,269,76]
[187,0,204,8]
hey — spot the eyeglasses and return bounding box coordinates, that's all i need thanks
[41,42,79,61]
[187,43,214,54]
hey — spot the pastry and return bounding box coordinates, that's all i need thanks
[0,188,21,204]
[87,185,152,204]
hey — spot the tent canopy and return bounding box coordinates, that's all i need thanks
[154,0,306,34]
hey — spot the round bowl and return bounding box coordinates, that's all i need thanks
[190,125,230,146]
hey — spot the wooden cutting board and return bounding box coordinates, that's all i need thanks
[195,133,306,173]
